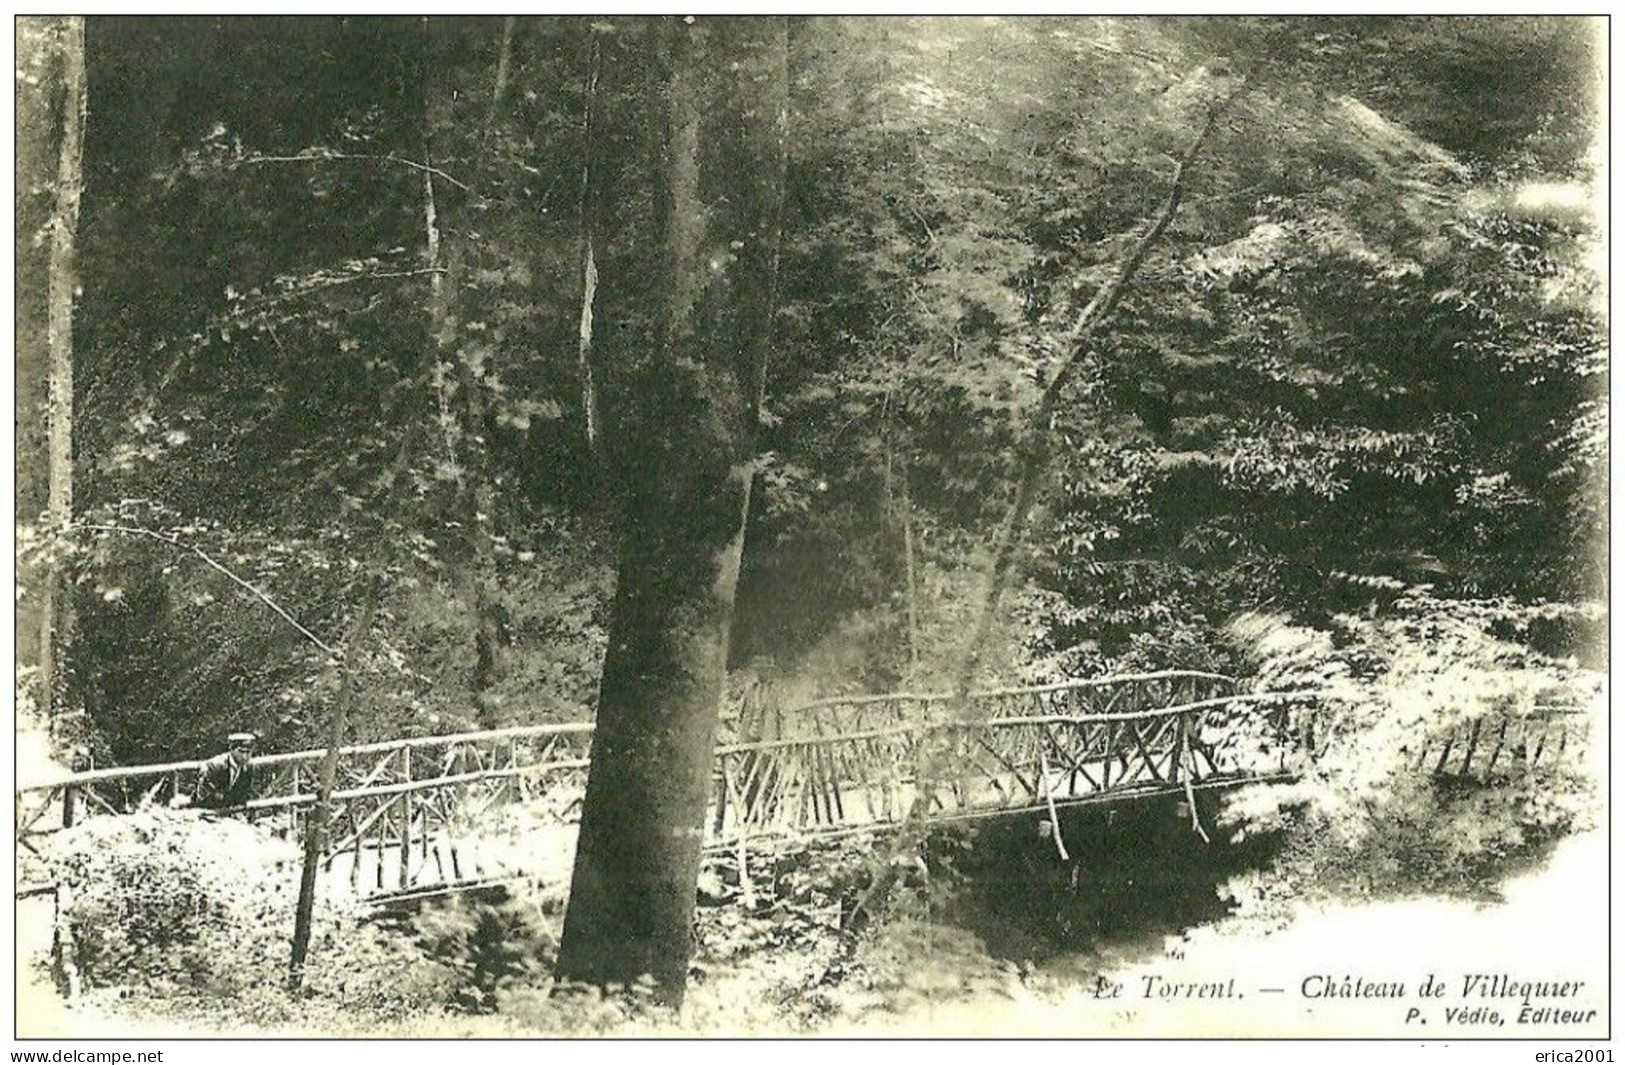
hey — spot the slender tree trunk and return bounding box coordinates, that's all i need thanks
[16,23,57,705]
[556,17,787,1004]
[39,17,86,742]
[882,403,920,674]
[575,32,603,463]
[422,58,499,717]
[478,17,514,163]
[288,423,424,990]
[287,593,377,991]
[421,89,455,465]
[458,22,511,713]
[899,467,921,673]
[292,20,520,979]
[423,17,514,722]
[947,103,1222,706]
[577,240,600,451]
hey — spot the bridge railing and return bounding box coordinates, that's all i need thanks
[709,692,1594,848]
[16,723,594,893]
[16,672,1239,892]
[18,677,1592,898]
[731,669,1240,741]
[709,690,1320,847]
[1412,704,1591,780]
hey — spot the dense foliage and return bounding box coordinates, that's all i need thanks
[17,16,1600,761]
[14,13,1605,1031]
[52,809,453,1022]
[45,809,1030,1033]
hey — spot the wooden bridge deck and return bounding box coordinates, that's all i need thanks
[15,670,1589,903]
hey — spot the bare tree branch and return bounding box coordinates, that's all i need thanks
[78,523,339,657]
[273,267,448,300]
[219,268,448,325]
[233,152,470,191]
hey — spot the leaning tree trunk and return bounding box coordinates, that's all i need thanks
[833,94,1229,948]
[38,17,87,741]
[555,16,787,1004]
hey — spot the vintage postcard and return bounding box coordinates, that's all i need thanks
[11,12,1609,1050]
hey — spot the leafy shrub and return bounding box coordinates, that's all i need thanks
[1217,591,1601,915]
[53,809,292,993]
[52,808,456,1021]
[409,887,560,1013]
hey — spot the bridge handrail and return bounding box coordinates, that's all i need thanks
[16,720,594,795]
[253,721,593,767]
[19,684,1588,797]
[780,669,1239,712]
[714,691,1590,756]
[951,689,1333,727]
[209,691,1334,808]
[17,673,1225,793]
[714,691,1332,756]
[225,755,596,814]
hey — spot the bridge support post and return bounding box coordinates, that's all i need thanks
[1170,715,1186,785]
[398,747,412,890]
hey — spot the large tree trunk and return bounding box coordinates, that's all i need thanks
[555,16,787,1004]
[35,17,87,741]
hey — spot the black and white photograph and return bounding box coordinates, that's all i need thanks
[9,12,1610,1045]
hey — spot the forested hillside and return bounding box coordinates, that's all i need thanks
[19,15,1601,758]
[15,15,1605,1034]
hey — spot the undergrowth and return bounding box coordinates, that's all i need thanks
[1216,592,1601,926]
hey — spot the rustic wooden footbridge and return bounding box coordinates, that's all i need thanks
[15,670,1588,904]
